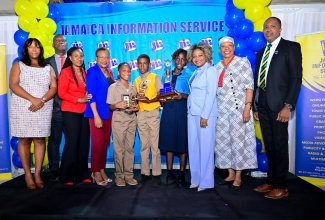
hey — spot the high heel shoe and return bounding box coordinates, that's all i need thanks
[25,175,36,190]
[36,181,45,188]
[91,173,107,186]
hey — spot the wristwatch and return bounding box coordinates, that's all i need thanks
[285,103,293,111]
[41,97,47,103]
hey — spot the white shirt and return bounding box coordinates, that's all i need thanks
[257,36,281,86]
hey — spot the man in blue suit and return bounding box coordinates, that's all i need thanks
[253,17,302,199]
[46,34,67,181]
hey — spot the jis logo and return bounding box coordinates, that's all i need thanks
[151,59,162,70]
[178,39,191,50]
[124,40,137,52]
[97,40,110,49]
[128,60,138,71]
[110,58,118,69]
[151,40,164,51]
[200,37,213,47]
[88,61,97,68]
[321,40,325,56]
[71,41,83,48]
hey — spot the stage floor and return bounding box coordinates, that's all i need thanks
[0,169,324,220]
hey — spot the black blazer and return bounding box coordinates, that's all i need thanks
[253,38,302,112]
[46,55,61,112]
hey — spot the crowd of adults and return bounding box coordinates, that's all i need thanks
[9,17,302,199]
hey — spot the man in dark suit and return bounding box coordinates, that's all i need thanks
[46,34,67,180]
[253,17,302,199]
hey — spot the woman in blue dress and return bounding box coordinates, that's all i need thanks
[159,49,191,187]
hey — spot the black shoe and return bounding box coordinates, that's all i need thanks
[138,174,151,184]
[177,174,186,188]
[218,179,234,185]
[153,176,161,186]
[229,183,243,191]
[50,170,59,181]
[166,174,176,185]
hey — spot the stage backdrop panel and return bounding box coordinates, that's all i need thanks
[296,32,325,187]
[55,1,228,165]
[0,44,12,180]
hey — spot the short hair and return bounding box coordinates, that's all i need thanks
[137,54,150,63]
[187,42,213,66]
[118,62,130,71]
[172,49,187,60]
[266,17,282,28]
[95,47,109,57]
[21,38,47,67]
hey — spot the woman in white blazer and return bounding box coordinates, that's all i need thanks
[187,42,218,192]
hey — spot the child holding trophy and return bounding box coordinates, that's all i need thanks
[159,49,191,187]
[133,54,164,186]
[107,62,139,187]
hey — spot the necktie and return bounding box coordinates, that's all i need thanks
[60,55,65,69]
[259,44,272,90]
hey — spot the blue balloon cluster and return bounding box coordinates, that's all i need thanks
[11,136,23,169]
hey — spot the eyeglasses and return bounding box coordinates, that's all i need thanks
[97,56,110,60]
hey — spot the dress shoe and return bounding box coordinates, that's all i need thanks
[125,178,138,186]
[153,176,162,186]
[218,179,234,185]
[63,182,74,186]
[115,178,126,187]
[254,183,273,192]
[36,181,45,189]
[82,179,92,183]
[50,170,59,181]
[177,174,186,188]
[264,188,289,199]
[189,184,198,189]
[229,183,242,192]
[138,174,151,184]
[166,173,176,185]
[25,176,36,190]
[197,187,206,192]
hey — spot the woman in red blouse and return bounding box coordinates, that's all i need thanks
[58,47,92,185]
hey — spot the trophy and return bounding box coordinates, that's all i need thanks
[129,94,138,110]
[164,59,172,82]
[122,94,130,108]
[138,81,147,98]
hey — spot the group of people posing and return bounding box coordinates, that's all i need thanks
[9,17,302,200]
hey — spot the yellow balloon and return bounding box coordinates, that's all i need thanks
[233,0,252,10]
[47,35,55,46]
[255,0,271,7]
[254,17,267,32]
[31,0,50,4]
[14,0,32,17]
[32,137,49,166]
[29,29,48,47]
[263,7,272,20]
[39,18,57,36]
[44,45,55,59]
[30,141,35,154]
[18,16,39,32]
[245,3,265,23]
[30,0,49,19]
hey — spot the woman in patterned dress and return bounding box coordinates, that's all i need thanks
[9,38,57,189]
[214,36,257,191]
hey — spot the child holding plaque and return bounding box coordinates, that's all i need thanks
[159,49,191,187]
[133,54,164,186]
[107,62,138,187]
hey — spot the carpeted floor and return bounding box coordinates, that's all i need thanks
[0,169,324,220]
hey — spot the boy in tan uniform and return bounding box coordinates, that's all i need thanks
[134,54,163,186]
[107,62,138,186]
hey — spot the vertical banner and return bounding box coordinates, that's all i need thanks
[296,32,325,187]
[0,44,12,180]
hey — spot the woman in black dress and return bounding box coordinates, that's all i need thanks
[159,49,191,187]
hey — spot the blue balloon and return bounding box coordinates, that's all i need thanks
[226,0,236,12]
[237,49,256,66]
[247,31,267,52]
[227,29,236,38]
[225,8,244,28]
[256,138,263,154]
[12,57,20,65]
[12,151,23,169]
[47,5,62,23]
[257,153,268,172]
[17,45,23,58]
[14,29,29,46]
[233,37,248,54]
[233,19,254,39]
[10,136,19,151]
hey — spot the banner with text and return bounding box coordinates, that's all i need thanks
[55,1,228,164]
[296,32,325,187]
[0,44,12,180]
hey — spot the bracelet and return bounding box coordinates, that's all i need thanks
[40,99,45,103]
[245,102,252,106]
